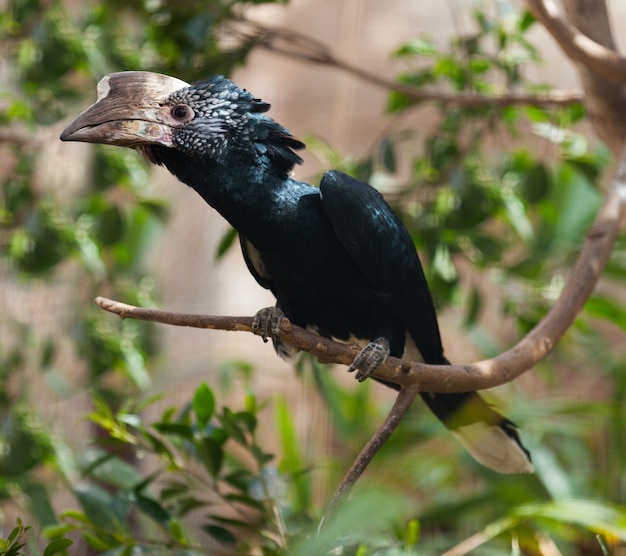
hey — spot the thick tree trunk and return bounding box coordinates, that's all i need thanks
[562,0,626,155]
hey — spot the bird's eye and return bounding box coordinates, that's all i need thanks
[171,105,193,122]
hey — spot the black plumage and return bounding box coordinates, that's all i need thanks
[61,71,533,473]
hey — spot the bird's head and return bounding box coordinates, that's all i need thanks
[61,71,304,177]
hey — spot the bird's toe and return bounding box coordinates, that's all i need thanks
[348,337,390,382]
[252,306,285,343]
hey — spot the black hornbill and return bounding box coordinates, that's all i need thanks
[61,71,533,474]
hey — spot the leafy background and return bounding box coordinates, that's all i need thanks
[1,0,625,554]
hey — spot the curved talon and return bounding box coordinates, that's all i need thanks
[348,337,390,382]
[252,306,285,343]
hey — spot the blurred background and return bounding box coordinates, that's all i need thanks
[1,0,626,554]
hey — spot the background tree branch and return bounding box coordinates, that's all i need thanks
[526,0,626,153]
[525,0,626,84]
[226,18,584,109]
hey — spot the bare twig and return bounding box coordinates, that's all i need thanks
[320,385,421,527]
[95,141,626,391]
[525,0,626,83]
[0,128,39,147]
[225,19,584,108]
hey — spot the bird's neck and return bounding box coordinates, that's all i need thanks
[152,146,304,236]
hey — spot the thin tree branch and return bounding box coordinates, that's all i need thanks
[525,0,626,83]
[320,385,421,528]
[225,19,583,108]
[96,145,626,392]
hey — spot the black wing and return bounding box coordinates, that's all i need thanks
[319,170,445,363]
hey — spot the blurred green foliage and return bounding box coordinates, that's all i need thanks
[1,0,626,554]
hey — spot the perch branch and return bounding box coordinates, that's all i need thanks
[95,141,626,391]
[226,19,583,108]
[525,0,626,82]
[95,148,626,523]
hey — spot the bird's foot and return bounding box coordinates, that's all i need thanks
[252,306,285,343]
[348,337,390,382]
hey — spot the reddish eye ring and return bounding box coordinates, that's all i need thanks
[171,105,193,121]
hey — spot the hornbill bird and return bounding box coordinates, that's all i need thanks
[61,71,533,474]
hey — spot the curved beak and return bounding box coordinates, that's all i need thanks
[60,71,189,147]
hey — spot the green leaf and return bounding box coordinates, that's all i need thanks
[74,483,116,531]
[520,163,550,204]
[80,451,143,489]
[153,422,194,440]
[275,397,310,513]
[518,9,537,32]
[215,227,238,260]
[585,295,626,332]
[464,287,482,327]
[43,538,73,556]
[202,524,236,545]
[197,437,223,476]
[141,430,177,463]
[41,524,74,539]
[405,518,420,547]
[193,382,216,429]
[379,137,397,173]
[167,519,187,544]
[59,510,89,524]
[512,499,626,539]
[94,205,124,246]
[393,38,438,58]
[135,494,171,526]
[222,493,264,511]
[138,199,169,221]
[233,410,257,434]
[219,408,247,445]
[81,532,114,551]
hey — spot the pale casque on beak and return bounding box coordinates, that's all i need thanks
[60,71,189,147]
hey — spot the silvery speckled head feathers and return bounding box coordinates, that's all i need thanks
[168,75,271,117]
[166,75,305,177]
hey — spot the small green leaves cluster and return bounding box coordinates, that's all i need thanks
[0,0,287,551]
[39,383,288,554]
[0,519,72,556]
[389,8,540,111]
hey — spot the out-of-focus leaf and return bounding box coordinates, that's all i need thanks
[153,422,194,439]
[167,519,187,544]
[42,537,73,556]
[21,482,57,527]
[405,518,420,547]
[379,137,397,173]
[197,437,223,477]
[80,450,143,489]
[291,487,413,556]
[193,382,216,429]
[202,524,236,545]
[94,205,124,246]
[275,397,310,513]
[585,295,626,332]
[512,499,626,539]
[134,493,170,526]
[464,287,482,327]
[393,38,438,58]
[519,163,550,204]
[74,483,118,531]
[565,156,602,185]
[138,199,170,221]
[518,9,536,31]
[215,227,238,260]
